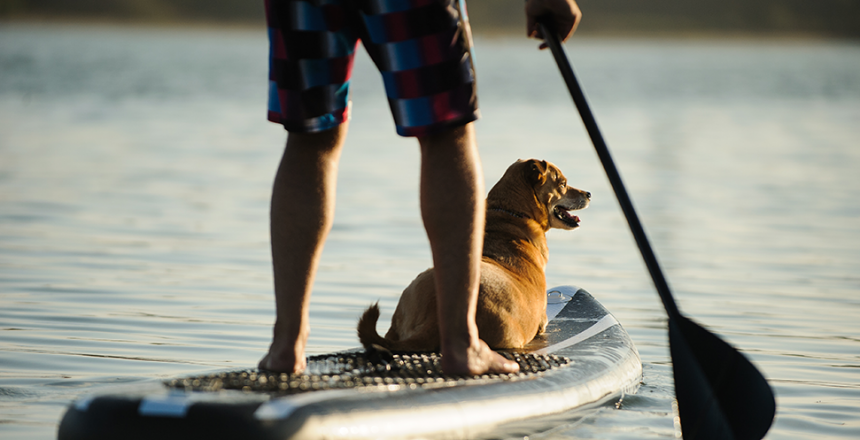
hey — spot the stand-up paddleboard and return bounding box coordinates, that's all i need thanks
[58,286,641,440]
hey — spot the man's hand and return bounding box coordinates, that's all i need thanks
[525,0,581,49]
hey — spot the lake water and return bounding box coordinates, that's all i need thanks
[1,23,858,439]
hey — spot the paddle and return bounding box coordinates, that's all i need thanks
[537,22,776,440]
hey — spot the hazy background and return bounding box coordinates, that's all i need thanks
[2,0,859,39]
[1,1,858,439]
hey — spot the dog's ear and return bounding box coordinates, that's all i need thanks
[524,159,549,186]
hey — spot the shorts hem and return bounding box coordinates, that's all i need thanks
[267,107,350,133]
[396,110,480,137]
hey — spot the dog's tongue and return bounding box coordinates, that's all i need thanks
[556,207,581,226]
[562,210,580,223]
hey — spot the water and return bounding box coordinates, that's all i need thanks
[1,23,858,439]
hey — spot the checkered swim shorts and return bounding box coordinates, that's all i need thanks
[266,0,479,137]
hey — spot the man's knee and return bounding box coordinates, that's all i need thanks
[417,123,475,156]
[286,124,348,156]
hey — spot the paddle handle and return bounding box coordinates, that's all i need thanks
[538,23,680,320]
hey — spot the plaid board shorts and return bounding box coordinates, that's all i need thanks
[266,0,480,137]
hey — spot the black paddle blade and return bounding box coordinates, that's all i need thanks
[535,20,777,439]
[669,315,776,440]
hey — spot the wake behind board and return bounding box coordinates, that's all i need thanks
[58,286,641,440]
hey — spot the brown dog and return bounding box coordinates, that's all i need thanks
[357,159,590,351]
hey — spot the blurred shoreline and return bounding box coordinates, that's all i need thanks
[1,17,854,43]
[1,0,858,40]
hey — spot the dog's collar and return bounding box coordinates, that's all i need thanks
[489,207,527,219]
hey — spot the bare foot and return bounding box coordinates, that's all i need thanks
[440,338,520,376]
[257,349,306,374]
[258,327,309,373]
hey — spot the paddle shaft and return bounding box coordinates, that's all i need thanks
[538,25,777,440]
[538,24,680,320]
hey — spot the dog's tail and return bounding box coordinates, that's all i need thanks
[358,303,438,351]
[357,303,393,351]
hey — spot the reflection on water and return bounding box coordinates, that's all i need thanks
[1,23,859,439]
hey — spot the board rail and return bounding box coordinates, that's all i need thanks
[59,286,642,440]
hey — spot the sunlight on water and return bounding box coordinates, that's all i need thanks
[1,24,859,439]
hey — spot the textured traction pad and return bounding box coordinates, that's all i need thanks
[167,351,571,395]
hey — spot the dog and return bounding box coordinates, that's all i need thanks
[357,159,590,351]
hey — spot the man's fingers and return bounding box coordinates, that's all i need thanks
[525,0,581,44]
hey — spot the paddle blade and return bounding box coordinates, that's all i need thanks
[668,315,776,440]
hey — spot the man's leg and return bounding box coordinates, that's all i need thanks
[417,123,520,375]
[259,123,348,373]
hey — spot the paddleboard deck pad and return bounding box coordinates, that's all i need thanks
[58,286,642,440]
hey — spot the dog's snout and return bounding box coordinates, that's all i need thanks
[585,191,591,200]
